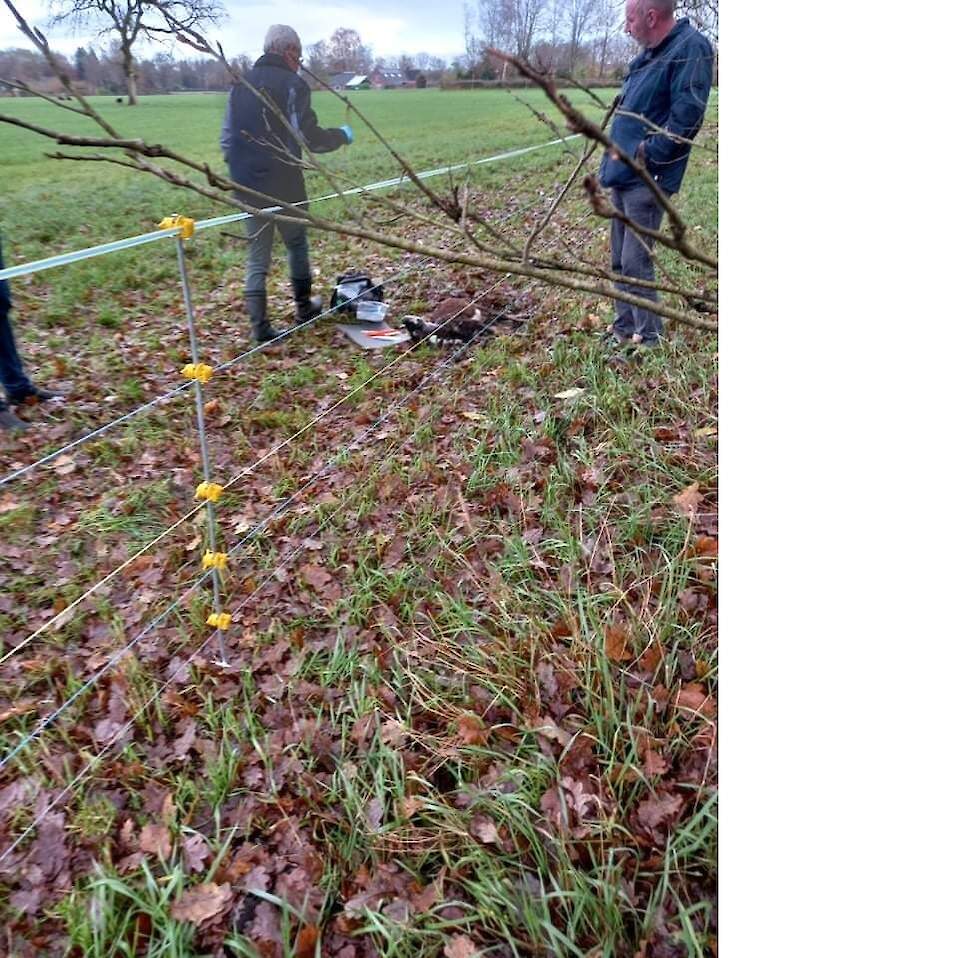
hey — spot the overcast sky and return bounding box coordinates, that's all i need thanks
[1,0,469,61]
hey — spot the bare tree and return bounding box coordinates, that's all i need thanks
[1,0,717,332]
[678,0,718,43]
[324,27,372,75]
[49,0,224,105]
[304,39,329,87]
[465,0,549,69]
[565,0,601,76]
[591,0,623,78]
[509,0,549,60]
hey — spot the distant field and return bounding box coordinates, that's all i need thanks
[0,87,715,330]
[0,88,607,261]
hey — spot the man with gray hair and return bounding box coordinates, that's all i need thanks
[222,24,354,343]
[598,0,713,352]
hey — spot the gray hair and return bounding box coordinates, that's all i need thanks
[264,24,301,56]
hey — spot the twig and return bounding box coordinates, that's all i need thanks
[521,96,618,264]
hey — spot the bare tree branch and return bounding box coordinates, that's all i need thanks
[0,0,718,333]
[489,48,717,270]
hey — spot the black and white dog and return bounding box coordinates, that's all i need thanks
[402,298,489,346]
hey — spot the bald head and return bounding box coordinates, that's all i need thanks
[625,0,676,47]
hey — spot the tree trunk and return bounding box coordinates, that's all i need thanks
[123,46,138,106]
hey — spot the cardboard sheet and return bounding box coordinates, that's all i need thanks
[336,322,412,350]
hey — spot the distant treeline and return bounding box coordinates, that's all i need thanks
[0,46,251,96]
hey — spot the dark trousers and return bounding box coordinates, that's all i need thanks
[609,185,669,343]
[0,239,32,401]
[244,214,311,297]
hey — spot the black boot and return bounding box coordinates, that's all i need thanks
[292,278,323,323]
[0,400,27,432]
[245,292,281,344]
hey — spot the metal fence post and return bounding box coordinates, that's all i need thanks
[171,227,229,665]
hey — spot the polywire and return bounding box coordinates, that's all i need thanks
[0,134,580,282]
[0,188,547,490]
[0,268,526,773]
[0,211,716,865]
[0,567,212,776]
[0,212,588,773]
[0,380,195,489]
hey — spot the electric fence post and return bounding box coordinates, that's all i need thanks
[161,214,230,665]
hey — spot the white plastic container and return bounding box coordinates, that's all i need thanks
[356,300,389,324]
[336,281,363,305]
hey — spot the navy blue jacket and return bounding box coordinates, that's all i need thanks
[0,238,10,314]
[599,19,714,195]
[221,53,347,206]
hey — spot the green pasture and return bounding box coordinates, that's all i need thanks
[0,88,606,261]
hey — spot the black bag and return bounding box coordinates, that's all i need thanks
[329,272,385,315]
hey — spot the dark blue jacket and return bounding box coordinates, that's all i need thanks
[221,53,347,206]
[0,238,10,314]
[599,19,714,195]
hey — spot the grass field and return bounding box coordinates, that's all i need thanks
[0,87,718,956]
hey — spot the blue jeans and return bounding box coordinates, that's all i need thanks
[609,185,669,343]
[244,214,312,297]
[0,239,33,401]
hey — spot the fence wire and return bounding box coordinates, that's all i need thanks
[0,126,646,875]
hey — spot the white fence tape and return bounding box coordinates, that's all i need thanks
[0,134,580,282]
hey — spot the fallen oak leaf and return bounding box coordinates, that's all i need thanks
[51,454,76,476]
[691,535,718,558]
[672,482,703,517]
[644,750,669,777]
[457,713,488,746]
[444,934,479,958]
[139,823,171,861]
[170,882,232,925]
[676,683,718,719]
[636,793,684,834]
[399,796,424,819]
[604,623,633,663]
[300,562,332,591]
[181,833,210,874]
[469,813,502,845]
[294,924,320,958]
[365,797,385,832]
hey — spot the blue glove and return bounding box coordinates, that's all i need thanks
[339,124,354,145]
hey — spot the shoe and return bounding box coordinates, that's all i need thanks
[245,292,282,344]
[292,278,323,323]
[629,333,662,349]
[10,385,60,405]
[600,323,629,348]
[0,403,27,431]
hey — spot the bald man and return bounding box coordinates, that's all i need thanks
[599,0,714,350]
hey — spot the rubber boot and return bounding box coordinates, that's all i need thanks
[292,277,323,323]
[246,292,281,344]
[0,401,27,431]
